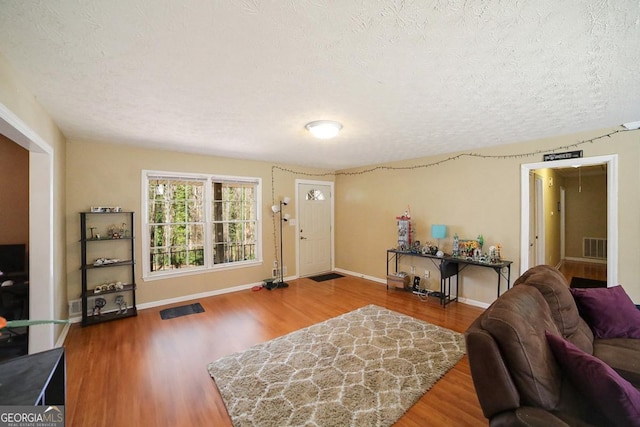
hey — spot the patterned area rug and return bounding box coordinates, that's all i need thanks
[207,304,465,427]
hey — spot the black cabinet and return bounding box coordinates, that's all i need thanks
[80,211,137,326]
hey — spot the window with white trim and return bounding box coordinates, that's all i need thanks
[143,171,261,279]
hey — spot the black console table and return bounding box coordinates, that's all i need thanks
[0,347,65,406]
[386,249,513,307]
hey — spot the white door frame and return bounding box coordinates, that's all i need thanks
[295,179,335,277]
[0,103,56,352]
[520,154,618,286]
[534,175,545,265]
[560,186,566,260]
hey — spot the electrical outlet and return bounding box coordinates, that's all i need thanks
[272,266,288,278]
[424,270,430,279]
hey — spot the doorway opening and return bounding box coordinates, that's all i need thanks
[0,104,56,353]
[520,155,617,286]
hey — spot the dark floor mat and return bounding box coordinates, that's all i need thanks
[570,277,606,288]
[160,303,205,320]
[309,273,344,282]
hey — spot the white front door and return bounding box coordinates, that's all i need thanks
[297,182,332,277]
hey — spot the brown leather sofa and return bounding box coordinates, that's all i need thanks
[465,265,640,426]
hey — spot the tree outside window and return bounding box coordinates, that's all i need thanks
[144,172,261,278]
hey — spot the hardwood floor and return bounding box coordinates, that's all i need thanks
[558,260,607,283]
[63,275,487,426]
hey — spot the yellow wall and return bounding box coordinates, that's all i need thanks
[564,173,607,258]
[0,134,29,246]
[336,128,640,304]
[532,168,563,266]
[65,140,333,305]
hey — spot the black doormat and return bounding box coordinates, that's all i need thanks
[160,303,205,320]
[570,277,607,289]
[309,273,344,282]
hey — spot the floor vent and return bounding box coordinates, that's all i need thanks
[583,237,607,259]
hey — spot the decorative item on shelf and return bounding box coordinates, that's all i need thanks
[271,196,291,289]
[95,280,124,293]
[458,239,481,259]
[92,297,107,316]
[93,257,121,266]
[90,206,122,213]
[421,243,438,255]
[108,224,121,239]
[489,246,499,263]
[115,295,128,314]
[410,241,421,253]
[477,234,484,249]
[119,222,128,238]
[396,208,412,250]
[89,227,97,239]
[453,233,459,257]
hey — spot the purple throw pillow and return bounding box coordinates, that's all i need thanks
[570,285,640,339]
[546,331,640,426]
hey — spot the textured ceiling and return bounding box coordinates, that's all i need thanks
[0,0,639,169]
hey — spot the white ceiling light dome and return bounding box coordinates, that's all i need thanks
[305,120,343,139]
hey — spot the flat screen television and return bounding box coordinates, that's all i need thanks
[0,244,27,275]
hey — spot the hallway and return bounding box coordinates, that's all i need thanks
[558,260,607,284]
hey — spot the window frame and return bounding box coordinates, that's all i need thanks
[142,170,262,281]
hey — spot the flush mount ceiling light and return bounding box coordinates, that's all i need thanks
[622,121,640,130]
[305,120,343,139]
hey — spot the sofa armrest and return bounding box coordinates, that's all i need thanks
[465,320,520,418]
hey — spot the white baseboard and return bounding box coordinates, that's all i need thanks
[334,268,386,285]
[66,278,283,325]
[458,297,490,309]
[136,281,263,311]
[55,322,71,346]
[564,256,607,265]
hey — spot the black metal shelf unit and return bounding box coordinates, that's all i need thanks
[79,211,137,326]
